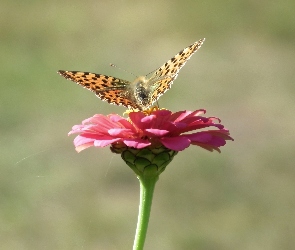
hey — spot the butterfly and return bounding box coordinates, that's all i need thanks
[58,38,205,110]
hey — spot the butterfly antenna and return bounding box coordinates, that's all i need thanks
[110,63,137,78]
[145,67,158,77]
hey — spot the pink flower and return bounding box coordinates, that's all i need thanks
[69,109,233,153]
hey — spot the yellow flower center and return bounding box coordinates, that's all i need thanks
[124,106,166,116]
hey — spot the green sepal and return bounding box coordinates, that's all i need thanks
[110,143,178,177]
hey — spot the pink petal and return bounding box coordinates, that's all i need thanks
[138,115,156,129]
[185,132,213,143]
[152,109,172,116]
[77,133,111,140]
[76,124,108,134]
[187,132,228,147]
[145,129,169,136]
[149,110,172,128]
[73,135,95,148]
[68,125,85,135]
[108,128,133,137]
[97,114,125,127]
[177,121,224,134]
[207,130,234,141]
[128,112,147,129]
[73,135,95,152]
[94,138,121,147]
[117,119,137,131]
[160,136,191,151]
[185,109,206,118]
[75,143,94,153]
[209,137,227,147]
[168,110,192,122]
[82,114,109,126]
[123,138,151,148]
[109,114,125,122]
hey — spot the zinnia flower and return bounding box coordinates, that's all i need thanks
[68,108,233,249]
[69,109,233,153]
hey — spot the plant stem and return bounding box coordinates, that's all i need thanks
[133,175,158,250]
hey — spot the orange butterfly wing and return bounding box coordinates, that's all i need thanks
[58,70,136,108]
[149,38,205,103]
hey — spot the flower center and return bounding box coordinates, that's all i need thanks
[124,106,166,117]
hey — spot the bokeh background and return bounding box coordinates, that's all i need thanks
[1,0,295,249]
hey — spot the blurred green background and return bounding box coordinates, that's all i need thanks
[1,0,295,249]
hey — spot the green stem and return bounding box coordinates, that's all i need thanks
[133,175,158,250]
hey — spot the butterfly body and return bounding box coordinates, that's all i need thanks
[130,76,150,108]
[58,38,205,110]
